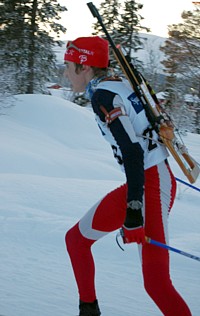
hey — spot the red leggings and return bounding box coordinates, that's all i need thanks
[65,161,191,315]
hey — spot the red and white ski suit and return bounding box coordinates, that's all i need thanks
[65,79,191,315]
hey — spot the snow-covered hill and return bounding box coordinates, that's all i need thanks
[0,94,199,316]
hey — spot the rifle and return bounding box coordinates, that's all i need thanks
[87,2,200,184]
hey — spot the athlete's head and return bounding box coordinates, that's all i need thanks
[64,36,109,68]
[64,36,109,92]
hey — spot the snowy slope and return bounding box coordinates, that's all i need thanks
[0,94,199,316]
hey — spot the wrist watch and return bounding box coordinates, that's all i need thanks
[127,200,143,210]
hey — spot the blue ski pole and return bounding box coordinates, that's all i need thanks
[176,177,200,192]
[146,237,200,262]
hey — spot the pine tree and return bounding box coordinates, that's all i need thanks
[160,2,200,133]
[92,0,149,71]
[91,0,120,69]
[0,0,67,95]
[118,0,149,56]
[92,0,121,38]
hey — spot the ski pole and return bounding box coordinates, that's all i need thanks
[146,237,200,262]
[116,233,200,262]
[176,177,200,192]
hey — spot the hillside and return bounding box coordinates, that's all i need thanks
[0,94,199,316]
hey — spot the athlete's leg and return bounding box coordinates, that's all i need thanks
[142,161,191,316]
[65,183,127,302]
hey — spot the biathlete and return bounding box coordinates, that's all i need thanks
[64,36,191,316]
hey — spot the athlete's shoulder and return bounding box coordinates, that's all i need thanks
[91,88,117,118]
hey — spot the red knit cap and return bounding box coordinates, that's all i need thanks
[64,36,109,68]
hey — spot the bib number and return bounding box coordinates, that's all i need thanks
[142,127,158,151]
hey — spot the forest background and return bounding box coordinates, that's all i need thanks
[0,0,200,133]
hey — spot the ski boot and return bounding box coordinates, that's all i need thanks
[79,299,101,316]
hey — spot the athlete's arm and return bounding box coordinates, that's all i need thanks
[92,89,144,203]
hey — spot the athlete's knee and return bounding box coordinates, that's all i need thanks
[65,222,94,255]
[65,223,79,254]
[65,228,73,253]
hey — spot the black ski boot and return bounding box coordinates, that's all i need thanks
[79,299,101,316]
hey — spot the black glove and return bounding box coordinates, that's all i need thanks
[121,204,145,245]
[124,207,144,228]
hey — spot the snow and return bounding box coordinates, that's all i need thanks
[0,94,199,316]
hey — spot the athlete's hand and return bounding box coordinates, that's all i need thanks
[121,226,145,245]
[121,206,145,245]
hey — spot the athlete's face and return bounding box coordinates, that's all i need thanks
[64,61,92,93]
